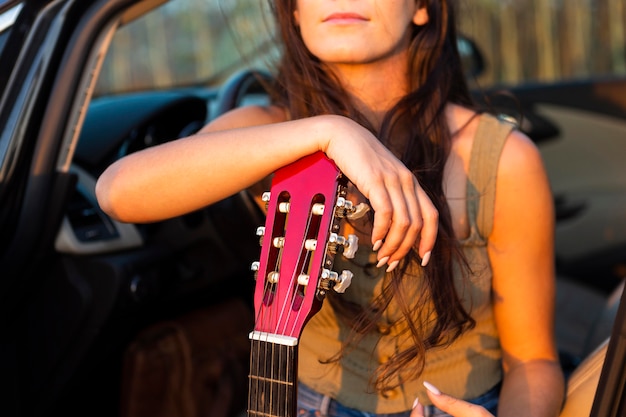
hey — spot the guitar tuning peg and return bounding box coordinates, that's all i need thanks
[319,269,353,293]
[251,261,260,280]
[278,202,291,213]
[256,226,265,246]
[342,234,359,259]
[334,197,352,218]
[262,192,271,210]
[319,269,337,291]
[268,271,280,283]
[347,202,371,219]
[335,198,370,220]
[333,270,353,293]
[297,274,310,286]
[328,233,359,259]
[311,203,325,216]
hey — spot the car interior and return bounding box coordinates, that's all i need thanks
[2,0,626,416]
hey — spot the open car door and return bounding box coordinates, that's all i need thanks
[0,1,170,415]
[589,287,626,416]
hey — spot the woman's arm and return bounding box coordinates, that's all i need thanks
[414,129,564,417]
[95,105,438,266]
[489,129,564,416]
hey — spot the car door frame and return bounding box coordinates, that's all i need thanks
[0,0,167,311]
[0,0,167,414]
[590,287,626,415]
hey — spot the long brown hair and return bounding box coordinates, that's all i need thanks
[267,0,476,392]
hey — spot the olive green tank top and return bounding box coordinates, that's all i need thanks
[298,114,515,412]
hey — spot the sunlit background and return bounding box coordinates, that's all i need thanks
[94,0,626,95]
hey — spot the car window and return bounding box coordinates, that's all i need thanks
[94,0,276,96]
[0,2,23,57]
[95,0,626,97]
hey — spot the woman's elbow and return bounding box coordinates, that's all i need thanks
[96,164,130,222]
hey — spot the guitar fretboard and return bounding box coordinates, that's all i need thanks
[248,337,298,417]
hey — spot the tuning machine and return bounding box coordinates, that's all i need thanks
[335,197,370,220]
[328,233,359,259]
[319,268,354,294]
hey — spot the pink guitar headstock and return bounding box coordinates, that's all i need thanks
[250,152,359,341]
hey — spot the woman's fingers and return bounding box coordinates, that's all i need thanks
[369,173,438,269]
[410,398,426,417]
[372,173,419,267]
[414,184,438,265]
[423,382,494,417]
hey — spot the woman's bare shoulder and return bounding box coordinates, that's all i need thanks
[199,104,288,133]
[498,126,544,177]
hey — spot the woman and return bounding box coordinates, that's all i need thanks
[96,0,564,415]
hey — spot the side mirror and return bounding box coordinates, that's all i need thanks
[457,35,485,79]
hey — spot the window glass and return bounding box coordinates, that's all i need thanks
[0,3,24,57]
[95,0,276,96]
[96,0,626,96]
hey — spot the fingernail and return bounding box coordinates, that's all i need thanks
[423,381,441,396]
[376,256,390,268]
[386,260,399,272]
[412,398,420,409]
[420,251,432,267]
[412,397,425,417]
[373,240,383,251]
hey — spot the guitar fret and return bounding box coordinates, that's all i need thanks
[248,410,290,417]
[249,374,295,386]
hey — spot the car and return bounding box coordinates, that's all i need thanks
[1,1,625,416]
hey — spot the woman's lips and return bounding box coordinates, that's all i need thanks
[323,12,368,23]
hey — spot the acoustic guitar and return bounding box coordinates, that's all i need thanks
[248,152,359,417]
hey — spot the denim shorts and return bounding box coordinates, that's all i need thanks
[297,382,500,417]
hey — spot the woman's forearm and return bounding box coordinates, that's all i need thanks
[497,359,565,417]
[96,116,331,223]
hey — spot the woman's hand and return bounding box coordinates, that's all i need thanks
[318,115,438,270]
[411,382,494,417]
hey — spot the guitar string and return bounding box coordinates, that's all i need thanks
[287,249,313,338]
[279,197,334,416]
[270,198,318,417]
[259,199,288,416]
[283,342,292,417]
[253,268,272,417]
[267,208,304,417]
[248,338,255,416]
[285,343,291,417]
[252,245,272,417]
[267,231,283,417]
[277,200,317,337]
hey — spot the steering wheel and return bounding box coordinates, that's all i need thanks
[213,69,273,117]
[207,69,274,269]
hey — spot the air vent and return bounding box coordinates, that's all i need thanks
[67,190,119,242]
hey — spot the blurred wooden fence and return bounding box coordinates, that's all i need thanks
[95,0,626,95]
[459,0,626,86]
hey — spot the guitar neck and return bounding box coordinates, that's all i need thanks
[248,335,298,417]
